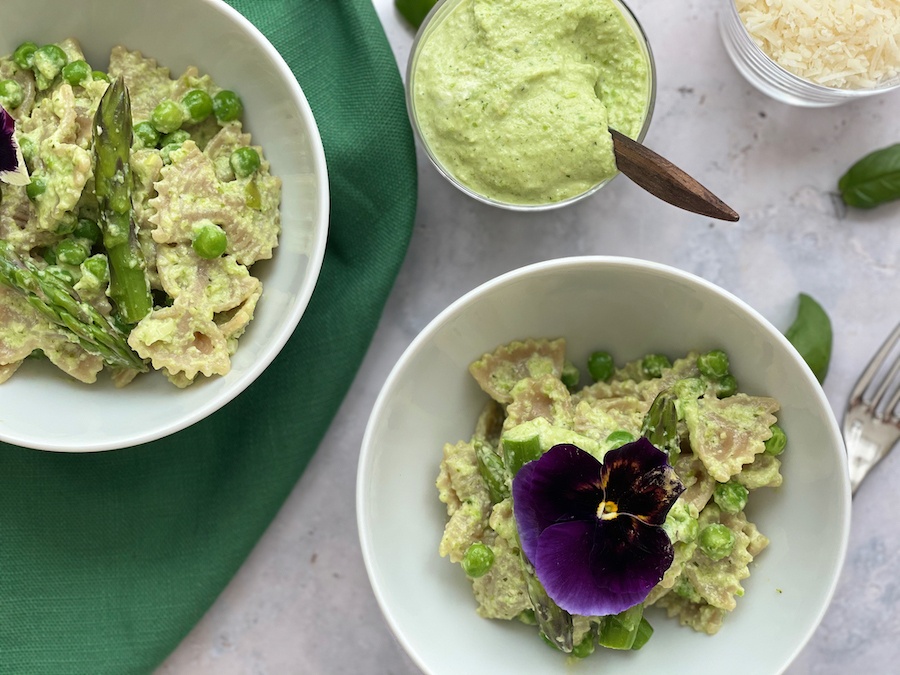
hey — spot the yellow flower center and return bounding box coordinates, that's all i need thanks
[598,500,619,520]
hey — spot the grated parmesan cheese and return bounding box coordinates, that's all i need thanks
[736,0,900,89]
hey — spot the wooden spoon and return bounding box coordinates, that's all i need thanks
[610,128,739,222]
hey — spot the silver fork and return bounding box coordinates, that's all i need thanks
[843,322,900,494]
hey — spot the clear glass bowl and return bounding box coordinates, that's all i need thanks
[719,0,900,107]
[406,0,657,211]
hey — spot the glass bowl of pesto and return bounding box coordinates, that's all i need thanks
[406,0,657,210]
[0,0,329,451]
[720,0,900,107]
[358,256,850,675]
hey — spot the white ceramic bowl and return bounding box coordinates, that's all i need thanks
[0,0,329,451]
[358,256,850,675]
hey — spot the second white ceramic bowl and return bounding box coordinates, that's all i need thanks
[358,256,850,675]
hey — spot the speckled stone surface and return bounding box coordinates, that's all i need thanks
[156,1,900,673]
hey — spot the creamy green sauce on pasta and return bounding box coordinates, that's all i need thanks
[438,339,783,655]
[0,39,281,387]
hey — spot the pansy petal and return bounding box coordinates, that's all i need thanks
[0,106,30,186]
[513,444,603,563]
[534,515,674,616]
[601,438,684,525]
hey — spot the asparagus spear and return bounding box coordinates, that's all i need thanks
[0,240,146,371]
[502,433,575,652]
[520,551,575,653]
[92,75,152,325]
[641,389,681,463]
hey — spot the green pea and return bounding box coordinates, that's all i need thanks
[32,44,68,84]
[61,59,91,86]
[230,146,260,178]
[91,70,110,83]
[673,576,699,601]
[191,221,227,259]
[697,349,730,380]
[159,144,178,165]
[588,350,615,382]
[674,376,705,401]
[54,212,78,236]
[82,255,109,283]
[25,174,47,201]
[715,374,738,398]
[12,41,38,70]
[461,542,494,578]
[40,246,57,264]
[161,129,190,148]
[74,217,101,244]
[641,354,671,379]
[55,238,90,266]
[212,89,243,122]
[606,430,636,449]
[150,99,185,134]
[133,121,160,150]
[698,523,735,561]
[764,423,787,456]
[560,360,580,389]
[571,634,595,659]
[0,79,24,110]
[517,609,537,625]
[681,516,699,543]
[713,481,749,514]
[18,136,36,165]
[181,89,213,124]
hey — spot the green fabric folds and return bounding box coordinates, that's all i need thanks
[0,1,417,672]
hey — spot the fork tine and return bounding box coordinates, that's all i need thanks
[885,364,900,420]
[849,322,900,408]
[870,350,900,416]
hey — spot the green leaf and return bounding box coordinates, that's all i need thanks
[838,143,900,209]
[395,0,438,28]
[785,293,832,383]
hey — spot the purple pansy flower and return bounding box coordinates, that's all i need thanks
[512,439,684,617]
[0,105,30,186]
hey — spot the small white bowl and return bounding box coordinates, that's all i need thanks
[358,256,850,675]
[719,0,900,107]
[0,0,329,451]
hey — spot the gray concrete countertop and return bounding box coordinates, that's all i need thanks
[158,0,900,672]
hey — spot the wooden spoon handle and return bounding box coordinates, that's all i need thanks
[610,128,739,222]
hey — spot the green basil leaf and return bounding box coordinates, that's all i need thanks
[838,143,900,209]
[785,293,832,384]
[395,0,438,28]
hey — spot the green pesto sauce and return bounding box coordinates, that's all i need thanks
[412,0,652,205]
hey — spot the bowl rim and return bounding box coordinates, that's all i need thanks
[0,0,330,452]
[356,254,851,674]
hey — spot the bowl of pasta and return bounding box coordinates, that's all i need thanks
[0,0,328,451]
[358,256,850,675]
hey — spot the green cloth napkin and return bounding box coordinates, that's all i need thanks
[0,1,417,672]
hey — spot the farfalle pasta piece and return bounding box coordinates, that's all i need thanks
[127,303,231,385]
[469,338,566,404]
[155,243,260,312]
[149,141,280,266]
[682,393,780,482]
[16,85,92,232]
[108,46,176,122]
[0,285,103,384]
[127,244,262,386]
